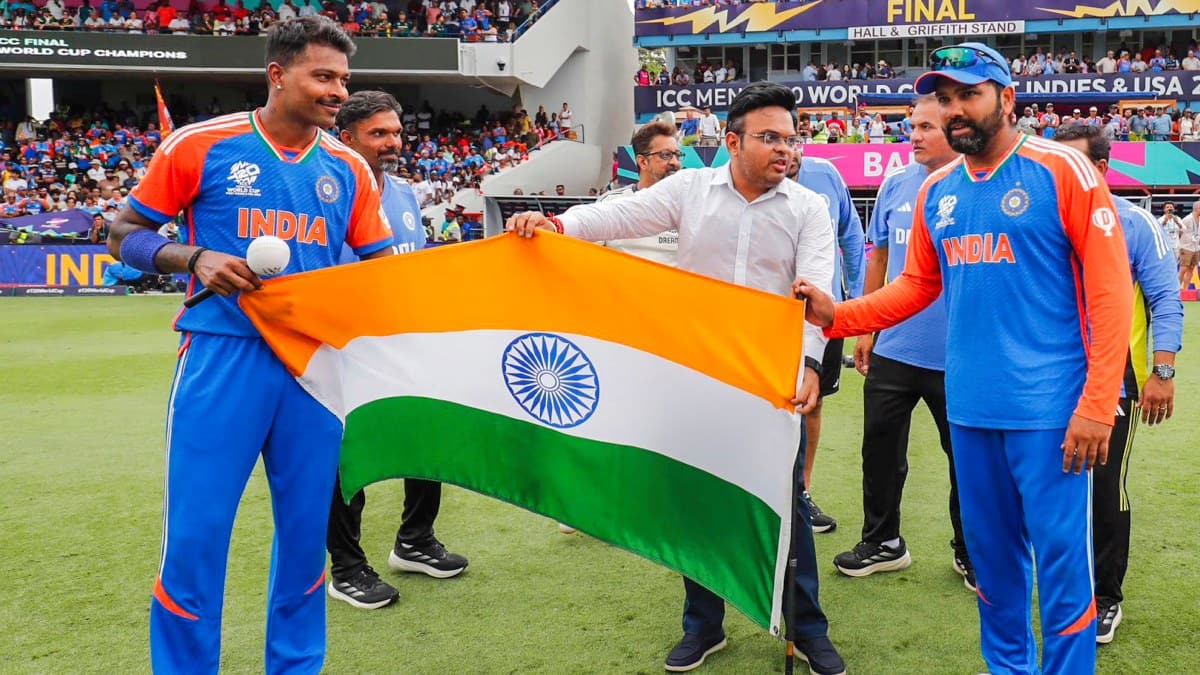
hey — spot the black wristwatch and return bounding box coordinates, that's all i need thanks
[1152,363,1176,381]
[805,356,823,377]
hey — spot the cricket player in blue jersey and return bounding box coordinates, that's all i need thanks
[797,43,1133,675]
[326,90,468,611]
[832,95,975,590]
[787,145,865,533]
[1054,124,1183,645]
[107,17,395,674]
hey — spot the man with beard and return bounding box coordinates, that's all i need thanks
[785,137,866,535]
[794,42,1132,675]
[106,17,396,673]
[507,82,845,675]
[326,91,469,611]
[831,95,975,592]
[1054,123,1183,645]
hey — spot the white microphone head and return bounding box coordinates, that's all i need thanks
[246,235,291,276]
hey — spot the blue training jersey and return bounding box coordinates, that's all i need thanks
[338,174,425,264]
[868,161,949,370]
[130,112,394,337]
[796,156,865,301]
[1114,196,1184,394]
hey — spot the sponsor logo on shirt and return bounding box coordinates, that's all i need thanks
[315,175,340,204]
[226,161,262,197]
[1000,186,1030,217]
[1092,207,1117,238]
[934,195,957,229]
[942,232,1016,266]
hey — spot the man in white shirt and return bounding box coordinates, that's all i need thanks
[1183,49,1200,71]
[713,64,727,83]
[298,0,317,17]
[1159,201,1184,262]
[45,0,64,20]
[697,106,721,147]
[1178,201,1200,289]
[277,0,297,20]
[558,102,573,136]
[602,120,681,265]
[507,81,845,675]
[411,171,435,207]
[1096,50,1117,73]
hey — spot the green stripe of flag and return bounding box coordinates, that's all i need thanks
[339,396,781,629]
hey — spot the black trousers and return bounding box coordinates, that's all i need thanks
[1093,397,1137,603]
[860,353,966,556]
[327,473,442,579]
[681,422,828,642]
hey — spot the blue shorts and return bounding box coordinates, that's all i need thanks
[150,333,343,674]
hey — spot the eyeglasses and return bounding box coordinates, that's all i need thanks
[639,150,685,161]
[746,132,803,149]
[928,46,1003,71]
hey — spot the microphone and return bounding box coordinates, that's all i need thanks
[182,236,292,308]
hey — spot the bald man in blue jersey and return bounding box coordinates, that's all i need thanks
[327,91,468,611]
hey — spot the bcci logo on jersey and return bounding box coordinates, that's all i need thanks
[1001,186,1030,217]
[934,195,957,229]
[226,161,262,197]
[316,176,340,204]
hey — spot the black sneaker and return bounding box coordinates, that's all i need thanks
[795,635,846,675]
[327,566,399,610]
[802,491,837,533]
[388,538,469,579]
[664,633,727,672]
[953,553,977,592]
[833,539,912,577]
[1096,598,1122,644]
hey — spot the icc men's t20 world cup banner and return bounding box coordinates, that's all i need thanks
[636,0,1198,37]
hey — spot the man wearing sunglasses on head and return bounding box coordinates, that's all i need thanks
[795,42,1132,675]
[507,82,845,675]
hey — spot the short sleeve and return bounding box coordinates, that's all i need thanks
[128,133,205,223]
[345,159,394,256]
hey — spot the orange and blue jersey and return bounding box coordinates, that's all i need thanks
[828,131,1133,675]
[833,133,1132,430]
[129,111,393,337]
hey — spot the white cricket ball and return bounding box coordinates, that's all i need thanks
[246,235,291,276]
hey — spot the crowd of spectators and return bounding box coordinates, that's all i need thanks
[0,96,573,243]
[1004,44,1200,76]
[634,0,764,8]
[1012,103,1200,142]
[0,0,550,41]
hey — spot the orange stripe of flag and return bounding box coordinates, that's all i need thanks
[241,233,806,409]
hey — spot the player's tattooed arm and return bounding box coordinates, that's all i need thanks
[108,206,261,297]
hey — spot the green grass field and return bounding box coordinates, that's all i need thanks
[2,297,1198,674]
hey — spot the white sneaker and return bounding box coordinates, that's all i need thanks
[558,522,577,535]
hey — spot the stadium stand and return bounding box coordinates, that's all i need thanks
[0,0,558,41]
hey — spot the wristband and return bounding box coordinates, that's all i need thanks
[804,356,823,377]
[187,247,210,275]
[548,216,564,234]
[119,227,172,274]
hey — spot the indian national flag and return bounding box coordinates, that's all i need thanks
[241,234,805,633]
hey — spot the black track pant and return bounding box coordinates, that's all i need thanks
[327,473,442,579]
[1093,398,1137,604]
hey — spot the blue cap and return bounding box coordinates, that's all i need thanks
[915,42,1012,95]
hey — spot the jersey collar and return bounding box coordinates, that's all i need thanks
[249,110,321,164]
[961,133,1025,183]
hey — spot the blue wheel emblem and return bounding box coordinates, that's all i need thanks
[502,333,599,429]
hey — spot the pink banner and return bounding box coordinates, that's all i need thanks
[801,142,1162,188]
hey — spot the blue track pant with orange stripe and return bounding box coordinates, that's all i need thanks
[150,333,343,674]
[951,425,1096,675]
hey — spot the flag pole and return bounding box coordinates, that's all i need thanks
[784,427,803,675]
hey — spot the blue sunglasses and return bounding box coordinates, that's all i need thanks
[929,46,1003,71]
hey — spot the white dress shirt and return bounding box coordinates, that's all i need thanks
[558,164,835,364]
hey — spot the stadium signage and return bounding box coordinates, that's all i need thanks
[616,142,1200,189]
[0,30,459,74]
[636,0,1198,36]
[637,72,1200,116]
[0,245,115,286]
[848,20,1024,40]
